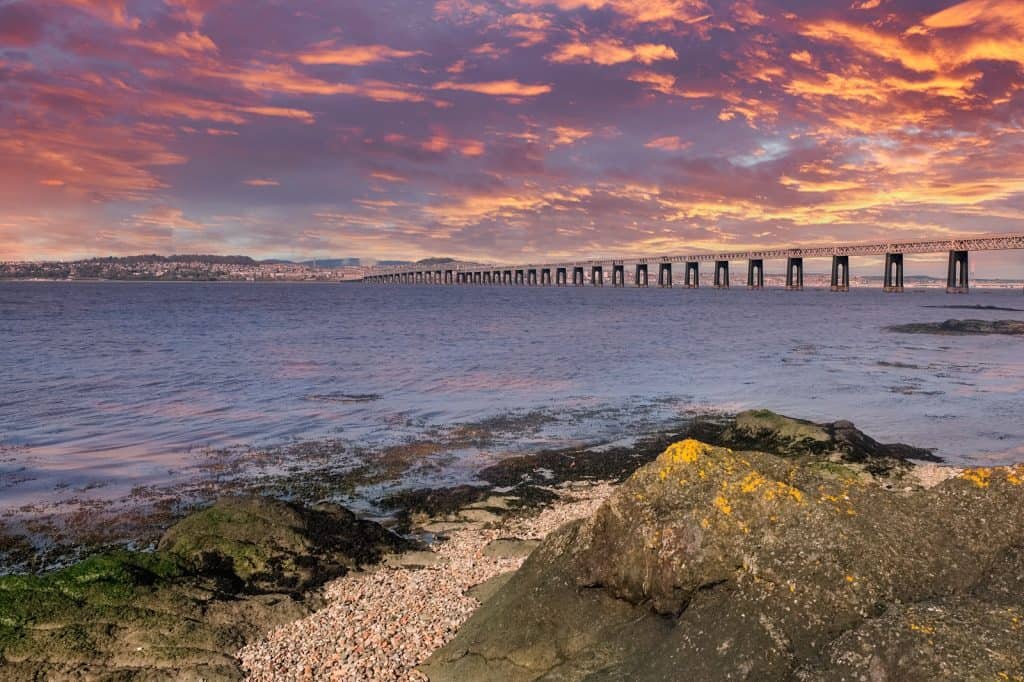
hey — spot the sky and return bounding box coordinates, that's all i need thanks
[1,0,1023,272]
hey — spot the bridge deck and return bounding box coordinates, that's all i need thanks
[367,233,1024,277]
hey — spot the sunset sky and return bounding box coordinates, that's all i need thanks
[2,0,1024,270]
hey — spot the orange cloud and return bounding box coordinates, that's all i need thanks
[517,0,710,26]
[433,79,551,97]
[298,43,424,66]
[243,178,280,186]
[644,135,690,151]
[548,38,678,65]
[197,62,427,103]
[550,126,592,146]
[126,31,218,57]
[53,0,137,28]
[628,70,716,98]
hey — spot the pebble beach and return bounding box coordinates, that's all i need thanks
[238,482,617,681]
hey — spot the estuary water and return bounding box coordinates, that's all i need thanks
[2,282,1023,519]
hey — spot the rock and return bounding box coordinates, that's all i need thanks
[456,509,502,525]
[481,538,540,559]
[158,495,408,593]
[691,409,940,472]
[383,550,446,569]
[464,495,517,511]
[466,571,516,604]
[1,496,407,680]
[888,319,1024,335]
[421,439,1024,681]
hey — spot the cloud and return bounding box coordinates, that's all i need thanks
[644,135,690,151]
[125,31,218,57]
[433,79,552,96]
[243,178,280,186]
[298,43,424,66]
[548,38,678,65]
[550,126,592,146]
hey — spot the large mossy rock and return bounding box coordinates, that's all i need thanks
[158,495,407,593]
[421,439,1024,681]
[0,496,407,680]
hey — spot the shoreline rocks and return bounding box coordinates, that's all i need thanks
[888,318,1024,335]
[0,496,408,680]
[421,435,1024,681]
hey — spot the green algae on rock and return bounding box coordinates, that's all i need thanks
[0,496,408,680]
[421,437,1024,681]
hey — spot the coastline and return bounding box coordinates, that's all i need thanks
[9,409,1015,681]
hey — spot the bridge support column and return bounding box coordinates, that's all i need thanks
[573,267,584,286]
[502,270,511,285]
[830,256,849,291]
[476,272,484,285]
[556,267,567,286]
[444,270,453,284]
[483,272,492,285]
[659,263,673,288]
[786,257,804,290]
[714,260,730,288]
[747,259,764,289]
[883,253,904,292]
[514,269,525,285]
[947,250,969,293]
[541,268,552,286]
[527,269,538,286]
[591,265,604,286]
[685,262,699,288]
[612,264,625,287]
[635,264,648,287]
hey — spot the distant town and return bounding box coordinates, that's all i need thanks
[0,255,389,282]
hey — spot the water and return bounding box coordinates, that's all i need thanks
[2,282,1023,521]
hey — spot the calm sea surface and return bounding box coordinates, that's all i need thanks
[2,282,1023,517]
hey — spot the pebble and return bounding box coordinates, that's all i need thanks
[238,482,615,681]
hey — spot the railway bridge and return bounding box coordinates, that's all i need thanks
[362,233,1024,293]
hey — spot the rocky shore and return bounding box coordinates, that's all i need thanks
[889,318,1024,335]
[3,410,1023,681]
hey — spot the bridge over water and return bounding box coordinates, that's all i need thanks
[363,233,1024,293]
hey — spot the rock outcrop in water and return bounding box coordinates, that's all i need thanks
[421,426,1024,680]
[0,496,408,680]
[888,319,1024,335]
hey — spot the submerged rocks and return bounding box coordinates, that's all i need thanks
[422,438,1024,681]
[0,496,407,680]
[888,319,1024,335]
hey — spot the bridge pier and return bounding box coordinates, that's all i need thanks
[476,272,484,285]
[786,257,804,290]
[947,250,969,293]
[685,262,699,288]
[444,270,453,285]
[556,267,568,286]
[830,256,849,291]
[502,270,511,285]
[527,269,538,286]
[714,260,730,288]
[747,259,764,289]
[541,268,552,286]
[482,272,491,285]
[659,263,673,288]
[883,253,904,292]
[611,264,625,287]
[573,267,585,286]
[591,265,604,286]
[514,269,525,285]
[635,263,649,287]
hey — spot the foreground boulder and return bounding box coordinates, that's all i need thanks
[422,438,1024,680]
[0,496,407,680]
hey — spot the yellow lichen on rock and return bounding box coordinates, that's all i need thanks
[713,495,732,516]
[961,468,993,488]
